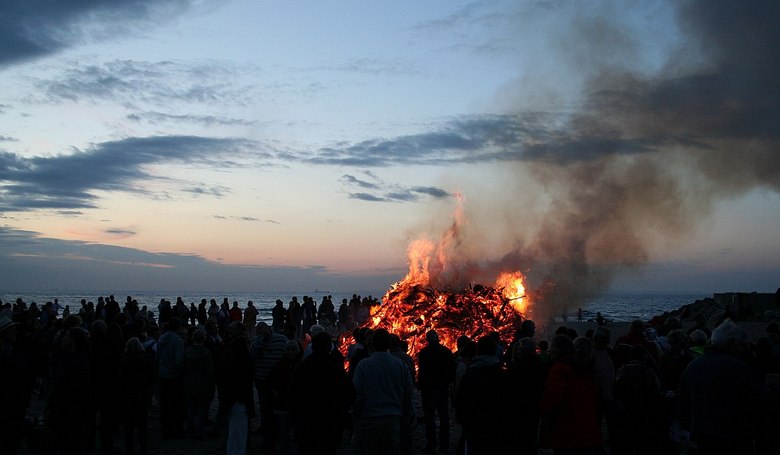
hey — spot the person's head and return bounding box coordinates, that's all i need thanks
[520,319,536,337]
[256,321,271,338]
[456,335,471,352]
[666,329,689,351]
[90,319,107,336]
[166,317,181,332]
[574,337,593,362]
[689,329,708,347]
[283,340,301,360]
[0,316,19,343]
[630,319,645,335]
[550,335,575,361]
[426,329,440,344]
[711,319,747,352]
[513,337,536,362]
[309,324,324,336]
[593,326,610,348]
[371,328,392,352]
[192,330,206,345]
[125,337,143,354]
[476,335,497,357]
[311,332,332,354]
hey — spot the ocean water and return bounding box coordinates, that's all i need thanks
[1,289,706,323]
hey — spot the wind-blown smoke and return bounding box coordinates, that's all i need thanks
[412,1,779,319]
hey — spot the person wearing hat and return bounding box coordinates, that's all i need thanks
[1,315,33,455]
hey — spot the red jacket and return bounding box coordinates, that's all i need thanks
[539,355,602,449]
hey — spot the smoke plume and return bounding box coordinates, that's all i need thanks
[420,1,779,317]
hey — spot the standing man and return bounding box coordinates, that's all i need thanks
[156,317,186,438]
[417,330,456,453]
[352,328,413,455]
[250,321,288,451]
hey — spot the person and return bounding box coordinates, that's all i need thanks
[539,336,602,453]
[243,301,258,338]
[506,337,547,454]
[291,332,355,455]
[156,317,186,438]
[271,300,287,333]
[417,329,456,453]
[117,337,157,455]
[352,328,413,455]
[577,307,583,322]
[678,320,761,453]
[224,336,255,455]
[614,319,660,372]
[183,330,215,440]
[454,335,511,453]
[301,296,317,335]
[89,320,123,454]
[47,327,92,455]
[266,340,302,453]
[612,345,666,454]
[228,301,242,323]
[250,321,288,450]
[0,316,33,455]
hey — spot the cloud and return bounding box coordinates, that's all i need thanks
[0,1,206,66]
[127,111,258,127]
[105,228,137,236]
[213,215,279,224]
[340,172,451,203]
[183,185,231,198]
[0,226,392,291]
[0,135,255,212]
[36,60,253,106]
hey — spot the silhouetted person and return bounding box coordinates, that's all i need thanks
[678,320,761,454]
[291,332,355,455]
[613,345,665,454]
[183,330,215,440]
[117,337,156,455]
[48,327,92,455]
[352,328,413,455]
[418,329,456,453]
[506,337,547,454]
[156,317,185,438]
[224,336,254,455]
[455,335,511,453]
[0,316,33,455]
[539,336,602,453]
[272,299,287,333]
[250,321,288,450]
[266,340,302,453]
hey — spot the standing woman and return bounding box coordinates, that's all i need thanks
[224,336,255,455]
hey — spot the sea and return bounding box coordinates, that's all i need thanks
[0,289,707,323]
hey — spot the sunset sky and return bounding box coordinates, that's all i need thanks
[1,1,778,295]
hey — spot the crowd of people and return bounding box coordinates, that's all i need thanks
[1,294,780,455]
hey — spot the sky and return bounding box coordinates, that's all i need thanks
[0,0,778,298]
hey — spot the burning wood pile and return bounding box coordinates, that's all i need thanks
[358,267,530,358]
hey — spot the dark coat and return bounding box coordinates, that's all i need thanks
[183,344,215,403]
[290,351,354,450]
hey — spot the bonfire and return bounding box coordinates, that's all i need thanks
[349,236,532,358]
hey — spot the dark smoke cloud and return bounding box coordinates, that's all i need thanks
[408,0,780,314]
[497,0,780,312]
